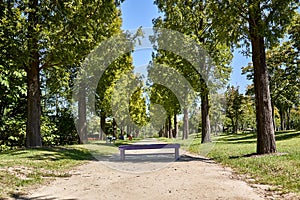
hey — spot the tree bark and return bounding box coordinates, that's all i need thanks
[112,118,117,138]
[249,5,276,154]
[26,55,42,147]
[168,115,173,138]
[100,111,106,140]
[174,114,178,138]
[279,107,285,131]
[182,108,189,140]
[201,91,211,143]
[78,82,87,144]
[271,102,276,131]
[26,0,42,147]
[231,118,236,134]
[164,120,168,137]
[286,107,290,130]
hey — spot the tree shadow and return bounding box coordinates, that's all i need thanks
[23,147,96,161]
[178,154,215,164]
[275,131,300,141]
[217,130,300,145]
[10,193,77,200]
[229,152,289,159]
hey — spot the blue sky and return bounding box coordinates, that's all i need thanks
[120,0,252,93]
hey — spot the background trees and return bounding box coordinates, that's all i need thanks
[0,0,299,152]
[0,0,123,147]
[152,0,232,143]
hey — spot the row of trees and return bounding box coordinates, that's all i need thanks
[0,0,299,155]
[0,0,127,148]
[150,0,299,154]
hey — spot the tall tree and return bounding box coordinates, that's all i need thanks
[225,86,244,134]
[153,0,232,143]
[96,53,134,139]
[0,0,122,146]
[208,0,298,154]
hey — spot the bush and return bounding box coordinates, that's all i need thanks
[0,117,26,151]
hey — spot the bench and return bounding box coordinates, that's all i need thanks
[119,143,180,161]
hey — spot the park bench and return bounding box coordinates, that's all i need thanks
[119,143,180,161]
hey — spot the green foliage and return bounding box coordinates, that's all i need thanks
[224,86,245,133]
[242,24,300,131]
[290,107,300,130]
[0,0,124,147]
[207,0,299,50]
[129,86,149,127]
[150,83,180,116]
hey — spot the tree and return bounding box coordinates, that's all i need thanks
[225,86,244,134]
[242,14,300,132]
[208,0,298,154]
[149,83,180,138]
[153,0,232,143]
[96,53,134,139]
[0,0,122,147]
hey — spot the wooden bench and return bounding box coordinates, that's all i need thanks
[119,143,180,161]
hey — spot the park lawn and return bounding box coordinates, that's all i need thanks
[191,130,300,195]
[0,140,128,199]
[159,131,300,195]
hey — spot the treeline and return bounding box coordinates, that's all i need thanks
[224,84,300,134]
[0,0,126,150]
[0,0,299,155]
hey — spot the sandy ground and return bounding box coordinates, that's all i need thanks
[14,139,273,200]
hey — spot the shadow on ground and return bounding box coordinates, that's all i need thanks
[10,193,77,200]
[217,130,300,145]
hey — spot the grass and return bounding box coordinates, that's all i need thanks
[0,138,139,199]
[1,133,299,198]
[0,146,97,198]
[158,131,300,195]
[194,130,300,195]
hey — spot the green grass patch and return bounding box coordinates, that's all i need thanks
[0,137,143,198]
[192,130,300,195]
[0,142,122,199]
[158,131,300,195]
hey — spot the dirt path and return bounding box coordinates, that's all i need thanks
[23,139,264,200]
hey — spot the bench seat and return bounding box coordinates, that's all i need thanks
[119,143,180,161]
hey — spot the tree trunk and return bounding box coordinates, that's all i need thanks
[164,120,168,137]
[234,115,238,134]
[182,108,189,140]
[249,6,276,154]
[100,111,106,140]
[286,107,291,130]
[279,107,285,131]
[174,114,178,138]
[201,91,211,143]
[26,56,42,147]
[158,128,163,137]
[168,115,173,138]
[135,129,139,138]
[112,118,117,138]
[231,118,235,134]
[126,125,130,136]
[271,102,276,131]
[26,0,42,147]
[78,82,87,144]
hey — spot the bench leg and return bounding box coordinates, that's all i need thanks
[120,149,125,161]
[175,148,179,160]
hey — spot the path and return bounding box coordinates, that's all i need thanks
[23,139,264,200]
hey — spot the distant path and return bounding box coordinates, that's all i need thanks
[23,138,263,200]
